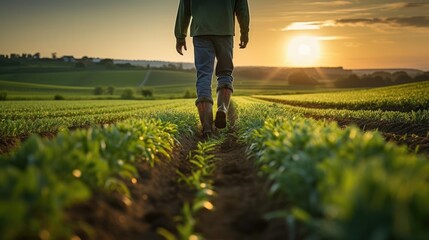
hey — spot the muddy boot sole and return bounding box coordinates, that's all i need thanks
[215,111,227,129]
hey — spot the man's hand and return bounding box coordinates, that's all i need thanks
[239,33,249,49]
[176,39,187,55]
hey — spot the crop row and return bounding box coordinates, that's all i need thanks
[248,97,429,125]
[0,100,148,113]
[0,102,199,240]
[255,81,429,112]
[234,97,429,239]
[0,100,194,137]
[0,101,173,120]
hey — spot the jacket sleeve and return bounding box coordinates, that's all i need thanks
[235,0,250,35]
[174,0,191,40]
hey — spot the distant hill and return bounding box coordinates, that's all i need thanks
[234,66,353,82]
[351,69,424,77]
[112,59,426,80]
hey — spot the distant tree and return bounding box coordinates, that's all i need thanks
[334,74,360,88]
[93,86,104,95]
[98,58,114,69]
[371,71,392,81]
[288,71,318,85]
[393,71,412,84]
[34,52,41,59]
[99,58,113,65]
[54,94,65,100]
[116,63,133,68]
[0,91,7,100]
[121,89,134,99]
[107,86,115,95]
[414,73,429,82]
[52,52,57,60]
[141,89,153,97]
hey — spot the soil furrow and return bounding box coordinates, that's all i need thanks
[195,105,288,240]
[68,135,199,240]
[328,117,429,155]
[254,97,426,113]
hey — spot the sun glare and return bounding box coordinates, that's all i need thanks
[286,36,321,67]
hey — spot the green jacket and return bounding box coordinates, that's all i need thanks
[175,0,250,40]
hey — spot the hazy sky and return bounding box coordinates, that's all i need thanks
[0,0,428,69]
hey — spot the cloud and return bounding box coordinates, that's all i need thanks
[336,16,429,28]
[383,2,429,10]
[282,21,334,31]
[282,22,322,30]
[283,16,429,31]
[306,1,352,6]
[404,2,429,8]
[317,36,350,41]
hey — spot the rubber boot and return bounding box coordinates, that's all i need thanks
[215,88,232,129]
[196,101,213,138]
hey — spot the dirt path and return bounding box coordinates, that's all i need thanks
[195,106,288,240]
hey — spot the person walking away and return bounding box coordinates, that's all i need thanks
[174,0,250,137]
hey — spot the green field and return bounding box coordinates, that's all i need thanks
[1,92,429,239]
[0,69,201,99]
[0,66,344,100]
[256,81,429,112]
[1,62,429,240]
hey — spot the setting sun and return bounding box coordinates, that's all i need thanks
[286,36,321,67]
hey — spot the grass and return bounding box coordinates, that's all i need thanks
[0,70,149,87]
[0,67,348,100]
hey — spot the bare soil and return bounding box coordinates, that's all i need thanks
[0,136,20,155]
[195,106,289,240]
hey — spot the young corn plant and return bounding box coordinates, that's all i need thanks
[164,137,222,240]
[233,97,429,240]
[0,117,192,240]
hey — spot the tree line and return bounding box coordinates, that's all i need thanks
[334,71,429,88]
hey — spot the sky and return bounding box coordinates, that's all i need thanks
[0,0,428,69]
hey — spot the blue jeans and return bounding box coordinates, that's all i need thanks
[193,35,234,105]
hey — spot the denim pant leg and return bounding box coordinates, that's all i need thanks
[193,36,215,105]
[213,36,234,92]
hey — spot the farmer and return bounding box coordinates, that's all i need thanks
[174,0,250,137]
